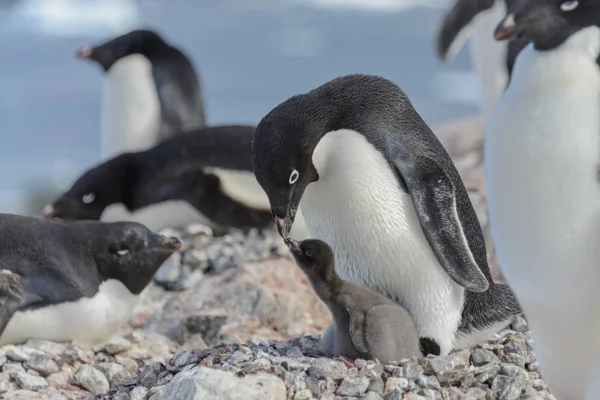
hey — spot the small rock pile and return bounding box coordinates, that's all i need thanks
[100,317,555,400]
[0,332,176,399]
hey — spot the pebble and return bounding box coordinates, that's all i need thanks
[23,354,59,377]
[73,365,110,395]
[14,371,48,391]
[103,337,132,355]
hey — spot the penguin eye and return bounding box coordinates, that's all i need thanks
[560,0,578,11]
[289,169,299,185]
[116,249,129,256]
[81,193,95,204]
[303,248,314,258]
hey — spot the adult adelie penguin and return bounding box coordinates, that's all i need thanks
[252,74,521,356]
[486,1,600,398]
[43,126,308,237]
[0,214,181,347]
[77,29,205,160]
[436,0,528,117]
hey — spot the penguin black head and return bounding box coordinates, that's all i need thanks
[89,221,181,294]
[494,0,600,50]
[285,238,337,282]
[43,155,134,222]
[76,29,167,71]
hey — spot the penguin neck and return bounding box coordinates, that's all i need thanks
[303,267,343,303]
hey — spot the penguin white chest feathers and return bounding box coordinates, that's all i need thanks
[0,280,139,348]
[486,7,600,398]
[103,55,162,158]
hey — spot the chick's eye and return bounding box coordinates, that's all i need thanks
[560,0,579,11]
[289,169,299,184]
[303,248,313,258]
[81,193,95,204]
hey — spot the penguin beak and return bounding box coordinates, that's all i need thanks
[284,237,302,255]
[76,46,93,59]
[494,13,517,41]
[154,236,182,253]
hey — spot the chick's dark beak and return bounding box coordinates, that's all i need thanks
[284,237,302,255]
[494,13,517,40]
[154,235,182,253]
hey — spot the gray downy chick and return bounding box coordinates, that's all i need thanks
[285,237,423,363]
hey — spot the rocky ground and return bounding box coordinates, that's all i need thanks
[0,117,548,400]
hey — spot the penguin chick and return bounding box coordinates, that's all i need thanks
[285,237,423,363]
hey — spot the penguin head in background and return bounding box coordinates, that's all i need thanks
[494,0,600,50]
[252,98,323,238]
[76,29,166,71]
[285,237,337,282]
[87,221,181,294]
[43,155,132,222]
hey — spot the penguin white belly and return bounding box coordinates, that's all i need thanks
[485,30,600,400]
[0,280,139,348]
[468,0,508,119]
[102,55,162,160]
[300,129,464,355]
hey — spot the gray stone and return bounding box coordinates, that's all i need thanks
[130,386,149,400]
[466,387,489,400]
[363,392,384,400]
[385,377,409,393]
[336,376,370,397]
[442,387,467,400]
[476,363,500,383]
[227,350,252,365]
[307,359,348,380]
[293,389,313,400]
[6,347,29,362]
[148,367,286,400]
[0,372,11,393]
[285,347,304,358]
[103,337,132,355]
[38,387,68,400]
[96,362,130,387]
[3,362,26,376]
[23,354,59,377]
[491,374,527,400]
[14,371,48,391]
[184,311,228,343]
[421,350,471,384]
[393,362,423,380]
[471,349,500,366]
[154,253,185,291]
[73,365,110,395]
[416,375,441,391]
[2,389,41,399]
[23,341,66,361]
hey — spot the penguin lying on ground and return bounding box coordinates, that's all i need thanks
[0,214,180,347]
[43,126,308,237]
[486,1,600,399]
[286,237,422,364]
[436,0,528,118]
[252,73,521,356]
[77,28,206,160]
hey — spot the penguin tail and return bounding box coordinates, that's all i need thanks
[459,281,522,334]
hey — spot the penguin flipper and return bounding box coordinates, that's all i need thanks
[0,271,42,335]
[393,154,489,293]
[338,295,369,354]
[436,0,495,62]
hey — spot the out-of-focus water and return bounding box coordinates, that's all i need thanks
[0,0,480,214]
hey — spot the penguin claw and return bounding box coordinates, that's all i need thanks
[339,356,355,368]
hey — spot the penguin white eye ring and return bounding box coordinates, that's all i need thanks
[81,193,96,204]
[560,0,578,11]
[289,169,299,184]
[116,249,129,256]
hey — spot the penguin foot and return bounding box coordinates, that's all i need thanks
[338,356,355,368]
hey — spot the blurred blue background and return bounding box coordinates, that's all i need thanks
[0,0,479,215]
